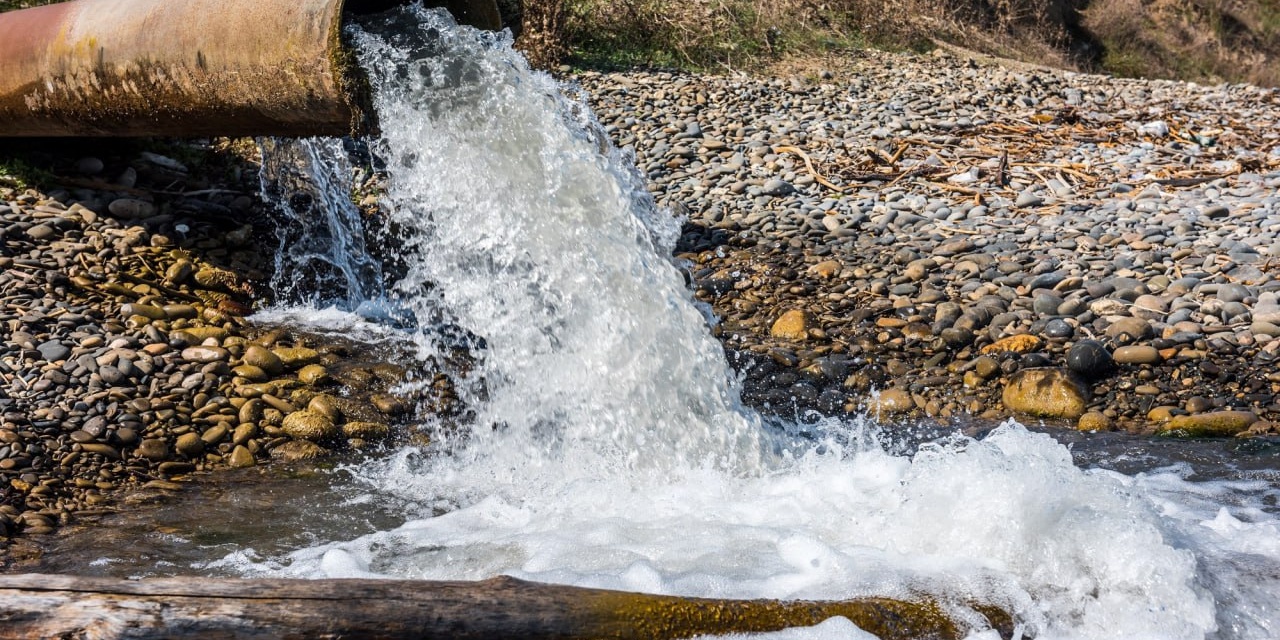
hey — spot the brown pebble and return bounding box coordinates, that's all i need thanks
[228,445,255,468]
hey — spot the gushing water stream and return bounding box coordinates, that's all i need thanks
[216,6,1280,638]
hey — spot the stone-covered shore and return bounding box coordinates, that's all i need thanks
[0,143,453,550]
[3,46,1280,551]
[580,48,1280,437]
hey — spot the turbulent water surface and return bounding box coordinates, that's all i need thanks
[49,7,1280,639]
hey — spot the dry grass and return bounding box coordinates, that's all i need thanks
[1084,0,1280,86]
[527,0,1094,72]
[517,0,1278,87]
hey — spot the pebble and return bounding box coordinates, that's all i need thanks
[770,310,811,341]
[182,346,230,363]
[107,198,157,219]
[1112,345,1162,365]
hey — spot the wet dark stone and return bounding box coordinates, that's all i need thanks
[1019,353,1053,369]
[1067,339,1113,378]
[1043,318,1074,339]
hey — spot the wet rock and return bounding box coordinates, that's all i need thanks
[371,393,410,416]
[868,388,914,416]
[770,310,812,341]
[273,346,320,369]
[271,439,329,461]
[174,432,204,457]
[297,364,330,386]
[135,439,170,461]
[971,356,1000,380]
[342,421,391,440]
[1077,411,1112,431]
[242,345,284,375]
[307,394,343,421]
[281,410,337,441]
[1001,368,1090,419]
[1066,340,1112,378]
[228,445,256,468]
[1160,411,1259,437]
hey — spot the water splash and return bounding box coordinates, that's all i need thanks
[258,137,384,308]
[234,6,1280,638]
[348,5,764,482]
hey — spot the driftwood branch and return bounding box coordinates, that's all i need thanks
[0,573,1013,639]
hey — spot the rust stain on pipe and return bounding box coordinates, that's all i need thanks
[0,0,502,137]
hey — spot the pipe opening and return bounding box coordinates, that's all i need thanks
[342,0,412,16]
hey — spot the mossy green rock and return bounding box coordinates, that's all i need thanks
[1159,411,1259,438]
[281,410,337,441]
[1001,368,1089,420]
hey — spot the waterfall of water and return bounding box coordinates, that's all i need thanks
[258,137,384,309]
[234,6,1280,638]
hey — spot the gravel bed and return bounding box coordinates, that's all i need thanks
[0,146,448,549]
[579,48,1280,436]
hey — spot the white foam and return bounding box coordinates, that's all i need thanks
[221,423,1270,639]
[229,8,1280,638]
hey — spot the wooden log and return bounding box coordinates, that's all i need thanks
[0,573,1013,639]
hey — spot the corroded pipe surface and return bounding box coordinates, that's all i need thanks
[0,0,502,137]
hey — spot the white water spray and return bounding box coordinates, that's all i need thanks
[234,6,1280,638]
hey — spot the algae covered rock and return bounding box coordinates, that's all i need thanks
[1159,411,1259,438]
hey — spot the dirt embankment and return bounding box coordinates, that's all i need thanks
[529,0,1280,86]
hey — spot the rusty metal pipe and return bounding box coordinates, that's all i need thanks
[0,0,502,137]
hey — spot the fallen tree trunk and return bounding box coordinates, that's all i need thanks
[0,573,1013,639]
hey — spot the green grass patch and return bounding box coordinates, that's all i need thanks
[0,156,54,189]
